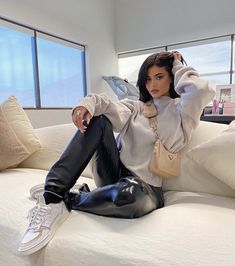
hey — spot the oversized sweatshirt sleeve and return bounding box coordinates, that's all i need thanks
[159,60,215,153]
[173,60,215,127]
[74,94,135,132]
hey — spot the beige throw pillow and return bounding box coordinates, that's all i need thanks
[0,109,30,170]
[0,96,41,170]
[1,96,41,154]
[187,121,235,190]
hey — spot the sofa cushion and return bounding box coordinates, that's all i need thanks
[21,120,235,197]
[163,121,235,198]
[19,123,93,178]
[187,120,235,190]
[1,168,235,266]
[0,96,41,170]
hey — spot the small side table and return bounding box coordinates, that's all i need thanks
[200,115,235,125]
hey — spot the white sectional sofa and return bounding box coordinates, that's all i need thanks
[1,120,235,266]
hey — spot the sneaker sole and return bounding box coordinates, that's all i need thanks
[18,209,70,256]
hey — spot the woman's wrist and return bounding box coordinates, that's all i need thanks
[72,106,79,115]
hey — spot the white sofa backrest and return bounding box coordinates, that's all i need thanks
[20,121,235,198]
[163,121,235,198]
[19,123,93,178]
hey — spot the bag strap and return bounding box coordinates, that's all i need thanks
[143,102,181,156]
[143,102,158,134]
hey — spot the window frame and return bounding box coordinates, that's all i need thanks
[0,16,87,109]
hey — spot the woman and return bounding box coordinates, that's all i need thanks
[18,51,215,255]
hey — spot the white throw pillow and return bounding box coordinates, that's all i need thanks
[0,96,41,170]
[187,120,235,190]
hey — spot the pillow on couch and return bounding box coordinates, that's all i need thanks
[0,108,30,170]
[187,120,235,190]
[0,96,41,170]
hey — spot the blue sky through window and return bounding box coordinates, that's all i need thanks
[0,25,35,106]
[0,21,86,108]
[37,35,85,107]
[118,38,232,91]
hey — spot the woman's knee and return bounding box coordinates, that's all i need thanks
[112,177,147,207]
[89,115,112,130]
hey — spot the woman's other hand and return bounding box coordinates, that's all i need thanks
[72,106,92,133]
[172,51,182,61]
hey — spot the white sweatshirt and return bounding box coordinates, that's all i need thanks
[76,60,215,187]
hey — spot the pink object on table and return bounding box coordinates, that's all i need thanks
[212,99,219,115]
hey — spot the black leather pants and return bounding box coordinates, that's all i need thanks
[44,116,164,218]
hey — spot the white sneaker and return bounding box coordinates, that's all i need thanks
[29,183,45,200]
[18,195,69,256]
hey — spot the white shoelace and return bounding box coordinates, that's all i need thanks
[28,204,51,230]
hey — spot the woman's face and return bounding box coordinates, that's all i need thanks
[145,65,172,99]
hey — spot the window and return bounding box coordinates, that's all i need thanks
[119,53,151,86]
[169,37,231,89]
[118,36,234,91]
[0,18,86,108]
[118,48,163,86]
[37,33,85,108]
[0,21,36,106]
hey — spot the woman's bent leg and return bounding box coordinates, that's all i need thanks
[71,176,164,218]
[44,116,121,208]
[19,116,123,255]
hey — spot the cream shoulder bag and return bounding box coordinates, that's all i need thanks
[143,102,180,178]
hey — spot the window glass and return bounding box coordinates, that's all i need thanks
[118,38,232,95]
[118,54,151,86]
[169,39,231,75]
[200,74,230,90]
[118,48,164,87]
[37,33,85,108]
[0,22,35,106]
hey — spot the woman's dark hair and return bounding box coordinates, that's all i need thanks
[137,51,186,102]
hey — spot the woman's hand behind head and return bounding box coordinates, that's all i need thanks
[172,51,182,61]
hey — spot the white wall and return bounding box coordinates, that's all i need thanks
[25,109,72,128]
[115,0,235,53]
[0,0,118,128]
